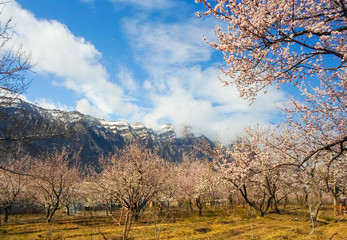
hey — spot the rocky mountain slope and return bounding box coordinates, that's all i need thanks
[0,98,214,166]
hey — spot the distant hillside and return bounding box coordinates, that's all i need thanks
[0,98,214,166]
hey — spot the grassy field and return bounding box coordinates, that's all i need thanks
[0,205,346,240]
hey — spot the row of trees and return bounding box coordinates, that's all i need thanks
[0,150,80,224]
[1,138,346,237]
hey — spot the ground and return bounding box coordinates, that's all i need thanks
[0,205,346,239]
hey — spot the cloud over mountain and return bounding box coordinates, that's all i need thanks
[1,1,287,144]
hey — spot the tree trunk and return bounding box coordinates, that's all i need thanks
[46,206,51,219]
[228,194,233,208]
[196,197,203,216]
[188,200,193,212]
[132,205,140,222]
[46,205,59,222]
[133,212,139,222]
[333,186,339,216]
[238,183,275,217]
[4,206,11,223]
[311,199,322,222]
[123,210,133,240]
[66,205,70,216]
[105,206,109,216]
[305,191,322,235]
[283,196,288,209]
[272,197,281,214]
[159,204,163,216]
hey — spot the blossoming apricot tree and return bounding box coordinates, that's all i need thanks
[197,0,346,205]
[196,0,346,100]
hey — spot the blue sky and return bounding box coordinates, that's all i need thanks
[1,0,287,143]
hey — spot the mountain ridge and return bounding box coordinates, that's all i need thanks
[0,98,214,165]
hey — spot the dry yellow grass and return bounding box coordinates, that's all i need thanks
[0,206,346,240]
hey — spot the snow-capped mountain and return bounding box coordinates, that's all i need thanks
[0,98,214,166]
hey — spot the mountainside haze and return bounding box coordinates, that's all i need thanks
[0,98,214,166]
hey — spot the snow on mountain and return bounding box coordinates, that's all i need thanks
[0,98,214,165]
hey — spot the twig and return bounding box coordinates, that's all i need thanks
[97,226,108,240]
[329,233,338,240]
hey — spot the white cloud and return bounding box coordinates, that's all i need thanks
[80,0,94,3]
[143,67,285,143]
[33,98,73,111]
[123,18,215,79]
[0,1,139,119]
[76,98,106,118]
[116,64,138,93]
[107,0,176,10]
[124,17,286,144]
[1,1,287,144]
